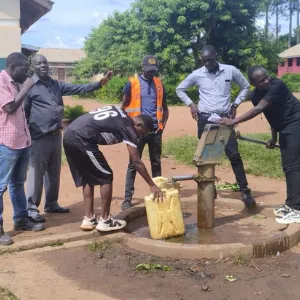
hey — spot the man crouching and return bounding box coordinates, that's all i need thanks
[63,105,163,232]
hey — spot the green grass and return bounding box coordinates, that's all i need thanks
[162,134,284,179]
[86,240,112,252]
[0,287,19,300]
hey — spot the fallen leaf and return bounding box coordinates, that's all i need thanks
[225,275,237,282]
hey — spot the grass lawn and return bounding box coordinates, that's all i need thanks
[0,287,19,300]
[163,133,284,180]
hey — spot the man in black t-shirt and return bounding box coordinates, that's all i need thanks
[63,105,163,232]
[219,66,300,224]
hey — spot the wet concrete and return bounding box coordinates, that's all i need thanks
[126,206,287,245]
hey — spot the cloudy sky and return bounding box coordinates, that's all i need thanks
[21,0,295,49]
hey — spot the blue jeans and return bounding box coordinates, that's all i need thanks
[0,145,30,224]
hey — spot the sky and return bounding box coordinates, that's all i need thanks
[21,0,296,49]
[21,0,134,48]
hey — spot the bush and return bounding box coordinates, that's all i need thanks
[64,105,86,122]
[94,76,128,103]
[281,73,300,92]
[72,80,97,99]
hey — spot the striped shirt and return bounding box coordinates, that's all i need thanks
[0,70,31,149]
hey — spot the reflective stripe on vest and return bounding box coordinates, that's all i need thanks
[125,76,164,129]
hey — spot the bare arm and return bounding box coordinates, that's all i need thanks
[127,144,163,201]
[127,144,155,186]
[3,78,35,114]
[220,99,272,126]
[121,93,130,110]
[162,100,169,129]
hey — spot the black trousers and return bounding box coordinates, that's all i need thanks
[280,132,300,210]
[124,132,162,200]
[197,113,249,191]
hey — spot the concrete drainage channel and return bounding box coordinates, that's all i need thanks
[1,198,300,259]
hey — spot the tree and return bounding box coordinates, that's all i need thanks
[133,0,263,71]
[73,10,147,78]
[271,0,289,39]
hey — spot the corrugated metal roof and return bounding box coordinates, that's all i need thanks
[21,0,54,34]
[279,44,300,58]
[37,48,86,63]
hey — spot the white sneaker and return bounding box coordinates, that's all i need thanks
[96,215,126,232]
[80,216,98,231]
[276,210,300,224]
[273,205,292,218]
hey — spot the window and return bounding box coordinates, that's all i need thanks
[297,57,300,66]
[48,68,53,75]
[288,58,293,67]
[280,60,285,67]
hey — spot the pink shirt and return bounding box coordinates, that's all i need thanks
[0,70,31,149]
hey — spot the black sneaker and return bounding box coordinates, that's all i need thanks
[0,225,13,246]
[121,200,133,211]
[14,216,45,232]
[241,190,256,208]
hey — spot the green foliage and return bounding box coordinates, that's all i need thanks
[163,134,284,179]
[281,73,300,92]
[162,73,198,105]
[74,0,265,79]
[94,76,128,103]
[63,105,86,122]
[0,287,19,300]
[73,77,128,103]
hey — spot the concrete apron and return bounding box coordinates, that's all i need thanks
[0,198,300,260]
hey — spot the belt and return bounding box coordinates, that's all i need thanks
[198,112,230,118]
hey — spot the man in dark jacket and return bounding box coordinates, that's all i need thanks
[25,54,112,222]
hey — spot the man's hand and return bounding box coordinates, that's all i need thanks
[219,117,235,126]
[189,103,198,120]
[150,185,164,203]
[22,78,35,91]
[99,70,113,87]
[266,139,277,149]
[230,105,237,119]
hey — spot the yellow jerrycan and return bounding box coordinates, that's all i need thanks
[144,176,185,240]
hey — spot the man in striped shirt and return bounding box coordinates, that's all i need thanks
[0,53,44,246]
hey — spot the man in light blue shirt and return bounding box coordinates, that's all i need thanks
[176,45,256,207]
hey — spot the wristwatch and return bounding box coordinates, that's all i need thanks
[232,103,238,108]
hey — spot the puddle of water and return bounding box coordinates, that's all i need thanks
[126,207,281,245]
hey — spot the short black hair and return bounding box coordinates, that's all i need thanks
[137,114,154,131]
[201,45,217,55]
[248,65,268,81]
[6,52,28,68]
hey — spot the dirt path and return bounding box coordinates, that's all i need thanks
[1,240,300,300]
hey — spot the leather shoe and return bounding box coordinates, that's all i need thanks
[45,206,70,213]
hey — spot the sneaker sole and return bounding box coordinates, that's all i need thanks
[96,223,126,232]
[80,225,97,231]
[275,218,300,224]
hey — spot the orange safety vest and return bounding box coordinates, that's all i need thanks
[125,76,164,130]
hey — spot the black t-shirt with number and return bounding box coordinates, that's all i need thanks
[65,105,138,148]
[249,78,300,134]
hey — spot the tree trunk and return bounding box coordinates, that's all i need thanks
[276,3,279,39]
[265,5,269,37]
[297,0,300,44]
[289,1,293,47]
[192,47,202,69]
